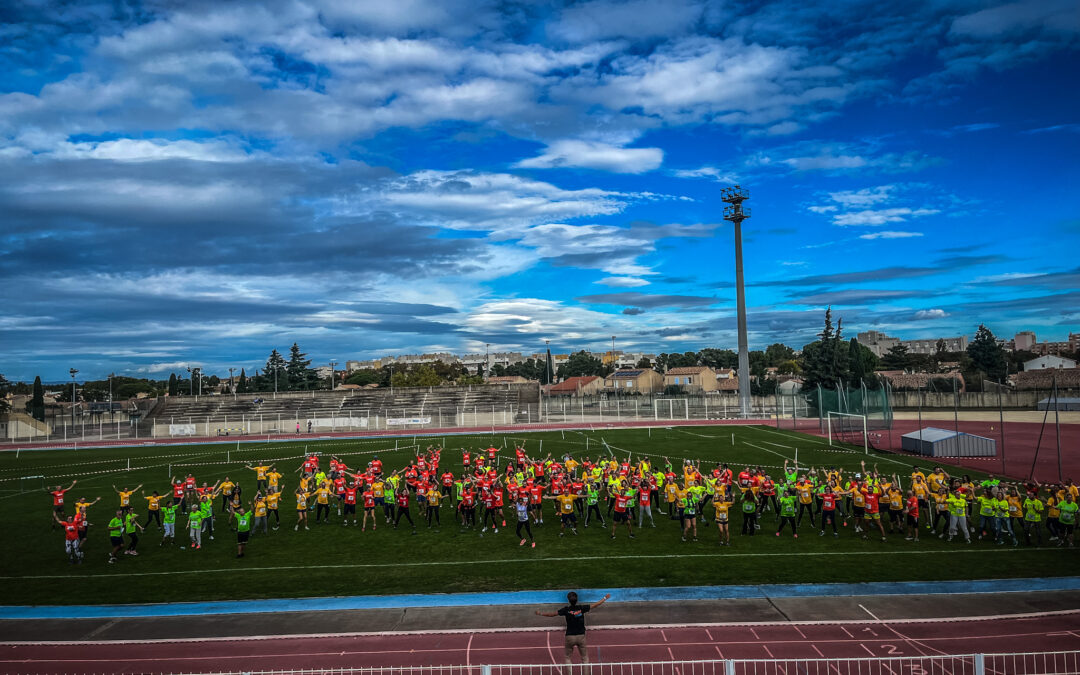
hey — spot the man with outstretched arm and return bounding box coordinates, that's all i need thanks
[535,592,611,664]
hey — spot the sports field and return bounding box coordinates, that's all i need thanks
[1,424,1075,606]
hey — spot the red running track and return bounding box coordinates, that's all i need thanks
[5,615,1080,674]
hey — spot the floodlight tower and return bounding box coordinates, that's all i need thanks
[721,185,752,419]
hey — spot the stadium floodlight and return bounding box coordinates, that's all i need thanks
[721,185,752,419]
[69,368,78,428]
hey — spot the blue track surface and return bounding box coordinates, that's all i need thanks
[3,577,1077,620]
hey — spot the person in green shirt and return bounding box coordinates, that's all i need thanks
[976,489,998,541]
[584,482,604,527]
[123,510,145,556]
[161,503,178,547]
[740,489,758,536]
[945,491,971,543]
[107,510,125,564]
[1023,495,1044,546]
[681,488,698,542]
[776,490,798,538]
[993,492,1017,546]
[232,505,252,558]
[1057,493,1078,548]
[187,507,204,549]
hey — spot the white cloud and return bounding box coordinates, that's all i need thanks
[828,186,895,207]
[834,208,939,227]
[951,0,1080,38]
[673,166,737,182]
[550,0,703,43]
[515,140,663,173]
[858,230,926,239]
[596,276,651,288]
[912,309,948,320]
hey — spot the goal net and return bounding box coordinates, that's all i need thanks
[827,412,868,454]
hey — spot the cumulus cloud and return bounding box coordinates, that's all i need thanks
[912,308,949,320]
[858,230,925,239]
[596,277,651,288]
[514,140,664,173]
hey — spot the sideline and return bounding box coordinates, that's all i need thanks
[3,576,1078,620]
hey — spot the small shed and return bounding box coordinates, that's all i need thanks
[1038,397,1080,411]
[901,427,996,458]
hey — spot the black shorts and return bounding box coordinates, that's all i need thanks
[237,531,250,543]
[614,511,628,523]
[561,513,576,524]
[853,506,865,517]
[1063,523,1076,535]
[906,515,918,527]
[110,536,123,546]
[344,503,356,515]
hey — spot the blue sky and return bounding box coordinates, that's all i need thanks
[2,0,1078,381]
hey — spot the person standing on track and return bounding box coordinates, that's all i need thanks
[535,592,610,665]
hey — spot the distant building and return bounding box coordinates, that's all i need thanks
[903,336,968,355]
[857,330,901,357]
[603,369,663,394]
[1014,331,1036,352]
[663,366,718,393]
[485,375,530,385]
[547,376,604,397]
[1024,355,1078,371]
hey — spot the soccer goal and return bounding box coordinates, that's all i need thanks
[653,398,689,421]
[826,411,868,454]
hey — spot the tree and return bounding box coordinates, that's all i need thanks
[168,373,178,397]
[236,369,250,394]
[408,366,442,387]
[635,356,653,369]
[345,369,381,387]
[764,343,796,367]
[799,308,850,390]
[699,348,738,370]
[880,344,912,371]
[286,343,314,390]
[30,376,45,421]
[556,350,606,379]
[848,338,878,386]
[264,349,287,391]
[967,324,1008,382]
[0,373,10,413]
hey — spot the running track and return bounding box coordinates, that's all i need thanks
[5,615,1080,673]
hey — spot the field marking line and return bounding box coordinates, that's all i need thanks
[860,602,947,658]
[5,615,1078,646]
[466,633,473,666]
[743,441,793,463]
[761,644,774,658]
[860,642,876,656]
[705,628,714,641]
[793,625,806,639]
[0,547,1071,582]
[859,603,882,621]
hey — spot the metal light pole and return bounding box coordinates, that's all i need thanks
[485,343,490,379]
[228,367,235,395]
[69,368,78,429]
[108,372,115,422]
[328,360,338,390]
[721,185,752,418]
[186,367,194,396]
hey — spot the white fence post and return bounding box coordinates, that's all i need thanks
[975,653,986,675]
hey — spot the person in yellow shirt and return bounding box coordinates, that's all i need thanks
[246,463,274,492]
[665,480,679,518]
[886,480,904,534]
[264,488,282,530]
[425,486,442,529]
[253,495,269,534]
[313,483,332,523]
[911,474,930,528]
[795,480,815,529]
[142,490,166,530]
[294,488,311,531]
[219,478,236,512]
[546,492,579,536]
[113,484,142,514]
[713,492,733,546]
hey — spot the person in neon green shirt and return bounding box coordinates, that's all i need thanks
[976,489,998,541]
[993,493,1016,546]
[1057,493,1077,548]
[123,510,144,556]
[945,491,971,543]
[232,506,252,558]
[107,511,124,564]
[776,490,798,537]
[161,503,178,547]
[584,482,603,527]
[1023,495,1044,545]
[681,490,698,542]
[187,507,204,549]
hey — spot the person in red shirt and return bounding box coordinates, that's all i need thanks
[459,484,477,528]
[342,485,358,526]
[393,487,416,533]
[53,512,84,563]
[47,480,77,527]
[441,471,455,497]
[462,449,471,469]
[820,486,839,537]
[528,482,546,525]
[480,485,499,533]
[904,489,920,542]
[361,488,377,532]
[609,486,635,540]
[861,484,887,542]
[371,457,383,475]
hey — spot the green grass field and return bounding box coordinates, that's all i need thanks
[1,424,1075,606]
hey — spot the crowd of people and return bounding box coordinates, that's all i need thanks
[47,444,1080,564]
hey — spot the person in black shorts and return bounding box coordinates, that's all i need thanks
[535,592,611,664]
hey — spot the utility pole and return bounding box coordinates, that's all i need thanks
[69,368,78,429]
[485,343,490,379]
[721,185,752,418]
[228,367,235,395]
[328,360,338,390]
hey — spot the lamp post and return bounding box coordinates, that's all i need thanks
[328,360,337,390]
[69,368,78,429]
[389,363,394,394]
[186,367,195,396]
[228,367,235,395]
[611,335,618,400]
[485,343,491,379]
[108,372,115,421]
[721,185,752,419]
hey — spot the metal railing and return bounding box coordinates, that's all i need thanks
[187,652,1080,675]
